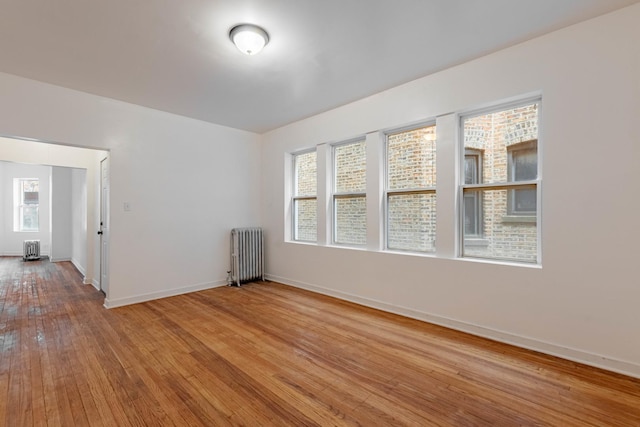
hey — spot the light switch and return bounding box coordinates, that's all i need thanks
[124,202,131,212]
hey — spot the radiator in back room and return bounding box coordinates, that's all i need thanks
[230,227,264,286]
[23,240,41,261]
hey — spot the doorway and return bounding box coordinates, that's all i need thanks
[0,135,108,291]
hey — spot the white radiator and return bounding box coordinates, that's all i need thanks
[230,227,264,286]
[23,240,41,261]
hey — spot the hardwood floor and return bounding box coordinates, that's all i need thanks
[1,257,639,426]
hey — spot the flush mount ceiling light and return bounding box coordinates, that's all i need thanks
[229,24,269,55]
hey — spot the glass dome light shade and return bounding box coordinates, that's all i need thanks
[230,24,269,55]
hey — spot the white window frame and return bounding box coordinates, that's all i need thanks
[384,122,437,253]
[283,93,542,268]
[459,97,542,264]
[332,138,367,246]
[292,149,318,242]
[14,178,40,232]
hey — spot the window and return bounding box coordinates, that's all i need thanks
[15,178,40,232]
[464,149,483,238]
[333,140,366,245]
[292,150,317,242]
[508,140,537,216]
[385,124,436,252]
[461,100,540,263]
[285,94,541,266]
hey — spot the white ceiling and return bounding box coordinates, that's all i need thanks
[0,0,637,134]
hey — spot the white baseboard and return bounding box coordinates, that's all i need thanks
[2,251,50,257]
[50,257,71,263]
[71,258,86,275]
[266,274,640,380]
[2,251,23,256]
[104,279,228,309]
[69,259,96,288]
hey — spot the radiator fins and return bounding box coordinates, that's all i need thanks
[230,227,264,286]
[23,240,41,261]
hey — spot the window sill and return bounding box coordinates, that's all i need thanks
[459,255,542,269]
[284,240,540,267]
[464,238,490,247]
[288,240,317,246]
[502,215,536,224]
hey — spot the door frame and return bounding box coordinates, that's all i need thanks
[99,156,110,296]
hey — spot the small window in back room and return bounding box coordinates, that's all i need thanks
[15,178,40,232]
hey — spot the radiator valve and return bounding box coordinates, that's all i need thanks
[226,270,233,286]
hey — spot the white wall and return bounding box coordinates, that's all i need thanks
[50,166,72,261]
[0,162,4,246]
[0,73,262,307]
[71,168,88,277]
[261,5,640,377]
[0,162,51,256]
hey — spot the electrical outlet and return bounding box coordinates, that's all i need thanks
[123,202,131,212]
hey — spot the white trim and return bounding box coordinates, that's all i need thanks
[2,251,50,257]
[50,257,71,263]
[435,113,459,259]
[291,148,319,243]
[316,143,331,245]
[71,257,86,276]
[265,274,640,380]
[70,258,97,288]
[103,280,227,309]
[458,93,543,121]
[283,151,294,242]
[366,131,384,252]
[70,259,98,288]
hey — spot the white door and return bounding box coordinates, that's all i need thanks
[99,157,109,295]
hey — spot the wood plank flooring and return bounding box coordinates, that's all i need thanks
[1,257,639,426]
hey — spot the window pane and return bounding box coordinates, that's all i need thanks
[335,141,366,193]
[513,188,536,213]
[295,151,316,196]
[335,196,366,245]
[463,103,538,184]
[21,179,39,193]
[21,206,39,231]
[387,193,436,252]
[513,148,537,181]
[387,125,436,190]
[463,188,537,263]
[464,156,477,185]
[23,191,39,204]
[464,192,480,236]
[508,142,538,214]
[294,199,317,242]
